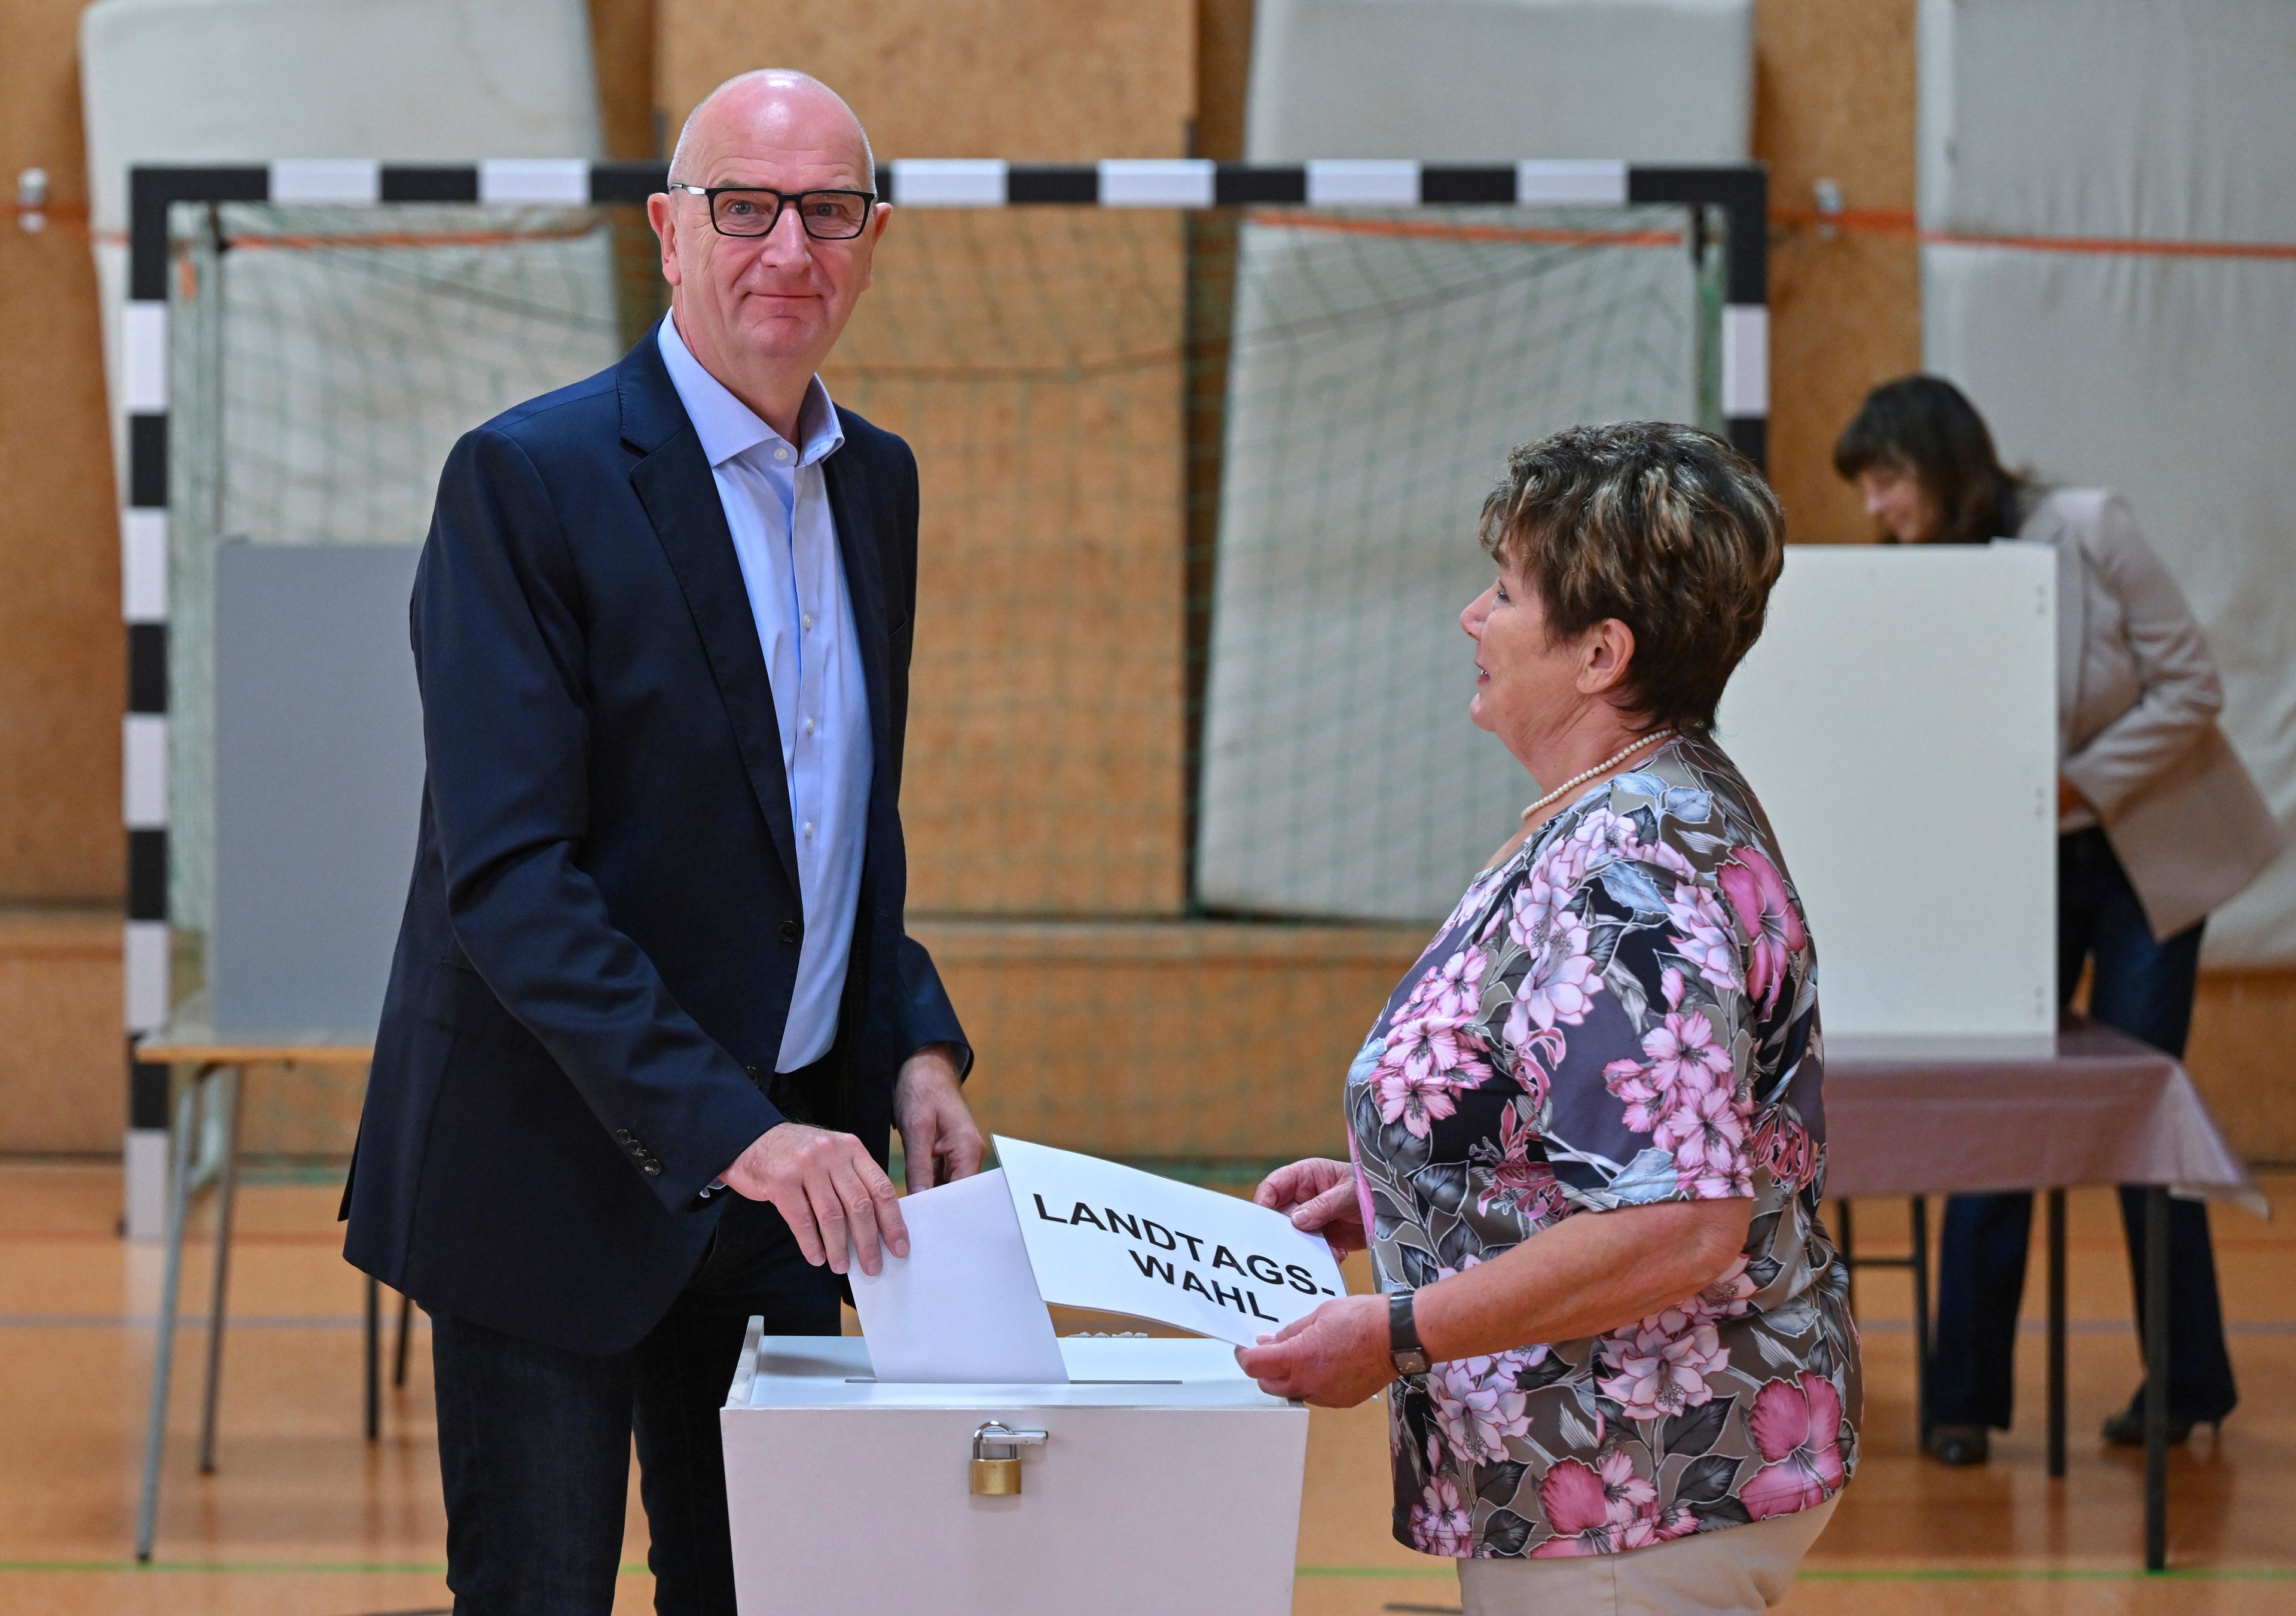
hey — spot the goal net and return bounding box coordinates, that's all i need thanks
[155,179,1728,1171]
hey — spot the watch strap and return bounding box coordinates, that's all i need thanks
[1388,1289,1430,1376]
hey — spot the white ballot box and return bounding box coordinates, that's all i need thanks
[722,1328,1309,1615]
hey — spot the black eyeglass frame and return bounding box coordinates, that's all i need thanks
[664,182,880,240]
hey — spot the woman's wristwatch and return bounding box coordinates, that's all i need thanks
[1388,1289,1430,1376]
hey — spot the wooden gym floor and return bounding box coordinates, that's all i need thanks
[1,1161,2290,1615]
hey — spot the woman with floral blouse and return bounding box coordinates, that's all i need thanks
[1238,422,1859,1615]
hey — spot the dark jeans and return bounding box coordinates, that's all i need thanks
[430,1194,840,1615]
[1928,828,2239,1429]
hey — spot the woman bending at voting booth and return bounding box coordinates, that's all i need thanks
[1834,376,2282,1468]
[1240,423,1859,1616]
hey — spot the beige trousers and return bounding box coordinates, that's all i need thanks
[1456,1496,1839,1616]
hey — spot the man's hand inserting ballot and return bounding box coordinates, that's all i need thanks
[723,1124,909,1277]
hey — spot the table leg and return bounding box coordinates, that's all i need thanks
[1909,1195,1931,1449]
[2047,1187,2067,1481]
[2144,1186,2169,1571]
[135,1072,203,1562]
[197,1066,242,1474]
[365,1274,381,1441]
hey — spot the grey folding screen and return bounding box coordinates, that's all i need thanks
[212,542,425,1034]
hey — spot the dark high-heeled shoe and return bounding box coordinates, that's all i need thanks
[2099,1403,2203,1447]
[1925,1423,1989,1466]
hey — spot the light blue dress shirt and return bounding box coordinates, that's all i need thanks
[658,313,873,1073]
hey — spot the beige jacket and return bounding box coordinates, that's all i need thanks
[2025,487,2284,940]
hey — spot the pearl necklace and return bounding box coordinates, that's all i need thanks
[1520,730,1678,823]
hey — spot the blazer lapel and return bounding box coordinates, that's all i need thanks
[822,432,896,777]
[2023,499,2087,731]
[620,346,802,897]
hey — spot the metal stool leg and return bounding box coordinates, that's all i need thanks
[197,1066,243,1474]
[393,1290,414,1389]
[1909,1195,1931,1449]
[136,1071,204,1562]
[2047,1187,2068,1480]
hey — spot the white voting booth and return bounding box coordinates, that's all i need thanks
[1715,542,2060,1042]
[722,1140,1338,1615]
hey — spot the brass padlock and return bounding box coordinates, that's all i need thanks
[967,1421,1046,1496]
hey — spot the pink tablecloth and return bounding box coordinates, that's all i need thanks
[1822,1019,2266,1214]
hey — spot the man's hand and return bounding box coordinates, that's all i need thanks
[1234,1295,1391,1408]
[720,1124,908,1276]
[894,1044,985,1193]
[1253,1157,1366,1255]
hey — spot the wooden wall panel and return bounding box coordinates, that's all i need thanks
[0,1,124,903]
[588,0,659,160]
[1752,0,1922,545]
[659,0,1198,913]
[915,918,1419,1160]
[658,1,1194,161]
[0,908,121,1152]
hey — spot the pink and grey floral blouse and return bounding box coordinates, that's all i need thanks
[1348,733,1860,1559]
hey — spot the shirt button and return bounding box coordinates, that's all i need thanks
[802,612,814,632]
[804,821,814,840]
[774,447,790,462]
[804,718,815,736]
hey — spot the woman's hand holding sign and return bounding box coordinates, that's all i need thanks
[1252,1157,1367,1255]
[1235,1294,1390,1407]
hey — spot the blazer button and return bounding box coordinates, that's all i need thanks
[779,921,800,945]
[642,1160,662,1177]
[615,1129,633,1143]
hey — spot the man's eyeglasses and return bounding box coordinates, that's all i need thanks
[665,184,877,240]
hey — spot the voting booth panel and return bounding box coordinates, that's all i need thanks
[212,545,423,1034]
[724,1334,1307,1616]
[1715,544,2057,1041]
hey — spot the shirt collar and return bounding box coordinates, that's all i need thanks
[656,311,844,471]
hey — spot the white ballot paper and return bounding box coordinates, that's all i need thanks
[847,1169,1070,1384]
[996,1136,1347,1349]
[850,1140,1350,1380]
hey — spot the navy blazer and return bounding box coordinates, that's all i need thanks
[342,334,966,1356]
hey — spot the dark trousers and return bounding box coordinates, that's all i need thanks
[430,1194,840,1615]
[1928,827,2239,1428]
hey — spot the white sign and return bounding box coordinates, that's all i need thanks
[995,1137,1347,1348]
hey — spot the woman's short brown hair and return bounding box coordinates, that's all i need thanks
[1478,421,1785,731]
